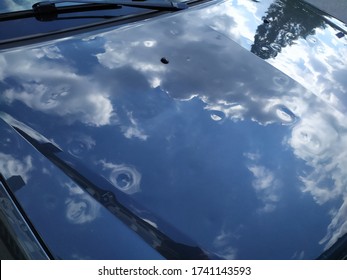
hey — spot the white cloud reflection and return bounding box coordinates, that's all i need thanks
[121,111,149,141]
[213,229,237,259]
[64,182,101,224]
[99,160,141,194]
[288,110,347,249]
[0,153,33,183]
[0,47,114,127]
[67,134,96,157]
[291,250,305,260]
[320,199,347,249]
[245,152,281,213]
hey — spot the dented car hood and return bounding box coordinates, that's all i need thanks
[0,0,347,259]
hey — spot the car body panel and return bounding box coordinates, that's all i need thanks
[0,0,346,259]
[0,176,51,259]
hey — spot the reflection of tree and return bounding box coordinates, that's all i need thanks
[251,0,325,59]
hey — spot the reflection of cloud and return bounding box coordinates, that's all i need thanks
[64,182,100,224]
[320,198,347,249]
[67,134,96,157]
[213,229,237,259]
[288,111,346,203]
[32,46,64,60]
[205,0,261,46]
[0,48,114,127]
[289,114,339,165]
[121,111,148,141]
[0,126,19,150]
[94,5,303,127]
[267,29,347,113]
[100,160,141,194]
[0,153,33,183]
[245,152,281,213]
[291,250,305,260]
[243,152,260,161]
[248,164,280,213]
[288,110,347,248]
[123,126,147,140]
[96,38,167,74]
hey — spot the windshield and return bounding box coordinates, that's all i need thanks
[0,0,187,14]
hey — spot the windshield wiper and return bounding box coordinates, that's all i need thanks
[34,0,188,11]
[0,0,188,22]
[33,0,188,20]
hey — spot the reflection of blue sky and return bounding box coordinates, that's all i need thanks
[1,0,347,258]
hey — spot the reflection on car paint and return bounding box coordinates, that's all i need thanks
[0,112,212,259]
[100,160,141,194]
[0,177,50,259]
[0,0,347,259]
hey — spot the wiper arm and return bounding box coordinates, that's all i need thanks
[0,0,188,22]
[33,0,188,20]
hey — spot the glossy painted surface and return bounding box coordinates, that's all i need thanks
[0,0,346,259]
[0,178,50,259]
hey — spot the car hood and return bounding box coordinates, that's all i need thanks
[0,0,347,259]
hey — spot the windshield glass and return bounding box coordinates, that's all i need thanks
[0,0,187,14]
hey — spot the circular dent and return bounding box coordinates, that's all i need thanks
[109,164,141,194]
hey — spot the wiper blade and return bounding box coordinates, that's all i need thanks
[0,0,188,22]
[33,0,188,20]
